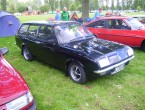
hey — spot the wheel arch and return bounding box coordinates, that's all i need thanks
[65,58,84,76]
[140,39,145,52]
[141,39,145,47]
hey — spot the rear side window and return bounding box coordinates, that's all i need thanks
[18,24,29,34]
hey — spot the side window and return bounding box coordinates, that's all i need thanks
[28,25,39,36]
[94,20,105,28]
[38,25,54,41]
[87,20,105,28]
[108,20,118,29]
[87,22,96,27]
[116,20,128,29]
[18,24,29,34]
[108,20,128,30]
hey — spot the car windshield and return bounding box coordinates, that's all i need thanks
[125,18,145,30]
[54,23,93,44]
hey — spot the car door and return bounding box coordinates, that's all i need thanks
[105,19,135,46]
[87,20,107,39]
[24,24,40,56]
[34,25,58,65]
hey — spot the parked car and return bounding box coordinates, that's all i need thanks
[0,47,36,110]
[15,21,134,84]
[85,17,145,51]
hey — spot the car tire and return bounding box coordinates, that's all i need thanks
[68,62,87,84]
[22,47,33,61]
[141,41,145,52]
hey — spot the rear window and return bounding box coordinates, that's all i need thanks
[125,18,144,30]
[18,24,29,34]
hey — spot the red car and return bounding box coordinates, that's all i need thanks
[85,17,145,51]
[0,47,36,110]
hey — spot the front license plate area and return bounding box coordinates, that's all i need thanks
[111,65,124,74]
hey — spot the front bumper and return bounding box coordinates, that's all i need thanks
[94,56,134,75]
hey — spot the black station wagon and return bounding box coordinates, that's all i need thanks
[15,21,134,84]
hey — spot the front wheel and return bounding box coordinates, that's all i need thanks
[22,47,33,61]
[68,62,87,84]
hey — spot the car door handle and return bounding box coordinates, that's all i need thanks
[35,41,41,44]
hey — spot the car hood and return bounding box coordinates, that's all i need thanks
[0,56,29,105]
[65,38,130,61]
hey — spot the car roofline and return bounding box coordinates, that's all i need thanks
[22,20,79,26]
[85,16,131,25]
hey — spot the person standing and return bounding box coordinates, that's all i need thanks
[92,8,102,20]
[61,7,70,21]
[55,8,61,21]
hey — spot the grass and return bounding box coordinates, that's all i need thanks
[1,13,145,110]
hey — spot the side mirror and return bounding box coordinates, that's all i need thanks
[0,47,9,55]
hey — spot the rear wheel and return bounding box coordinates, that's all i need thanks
[22,47,33,61]
[68,62,87,84]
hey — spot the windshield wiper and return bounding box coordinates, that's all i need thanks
[69,37,84,43]
[85,34,94,38]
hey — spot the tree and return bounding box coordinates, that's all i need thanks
[49,0,55,12]
[8,3,15,13]
[111,0,115,10]
[82,0,89,20]
[105,0,109,11]
[39,4,49,13]
[90,0,99,11]
[133,0,139,9]
[70,3,76,11]
[77,4,82,12]
[1,0,7,11]
[137,6,141,11]
[17,4,26,13]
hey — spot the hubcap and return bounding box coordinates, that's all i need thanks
[23,48,29,60]
[70,65,81,81]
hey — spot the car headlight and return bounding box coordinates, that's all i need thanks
[6,91,33,110]
[97,57,110,68]
[127,48,134,57]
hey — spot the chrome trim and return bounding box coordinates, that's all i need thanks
[94,56,134,74]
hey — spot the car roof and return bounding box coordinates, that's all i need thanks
[22,20,78,26]
[85,16,131,25]
[97,16,130,20]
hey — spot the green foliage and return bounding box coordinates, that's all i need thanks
[102,5,107,10]
[17,4,26,13]
[7,3,15,14]
[70,3,76,11]
[133,0,145,10]
[49,0,55,12]
[137,6,142,11]
[39,5,49,13]
[0,0,7,11]
[77,4,82,12]
[89,0,98,10]
[111,0,115,10]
